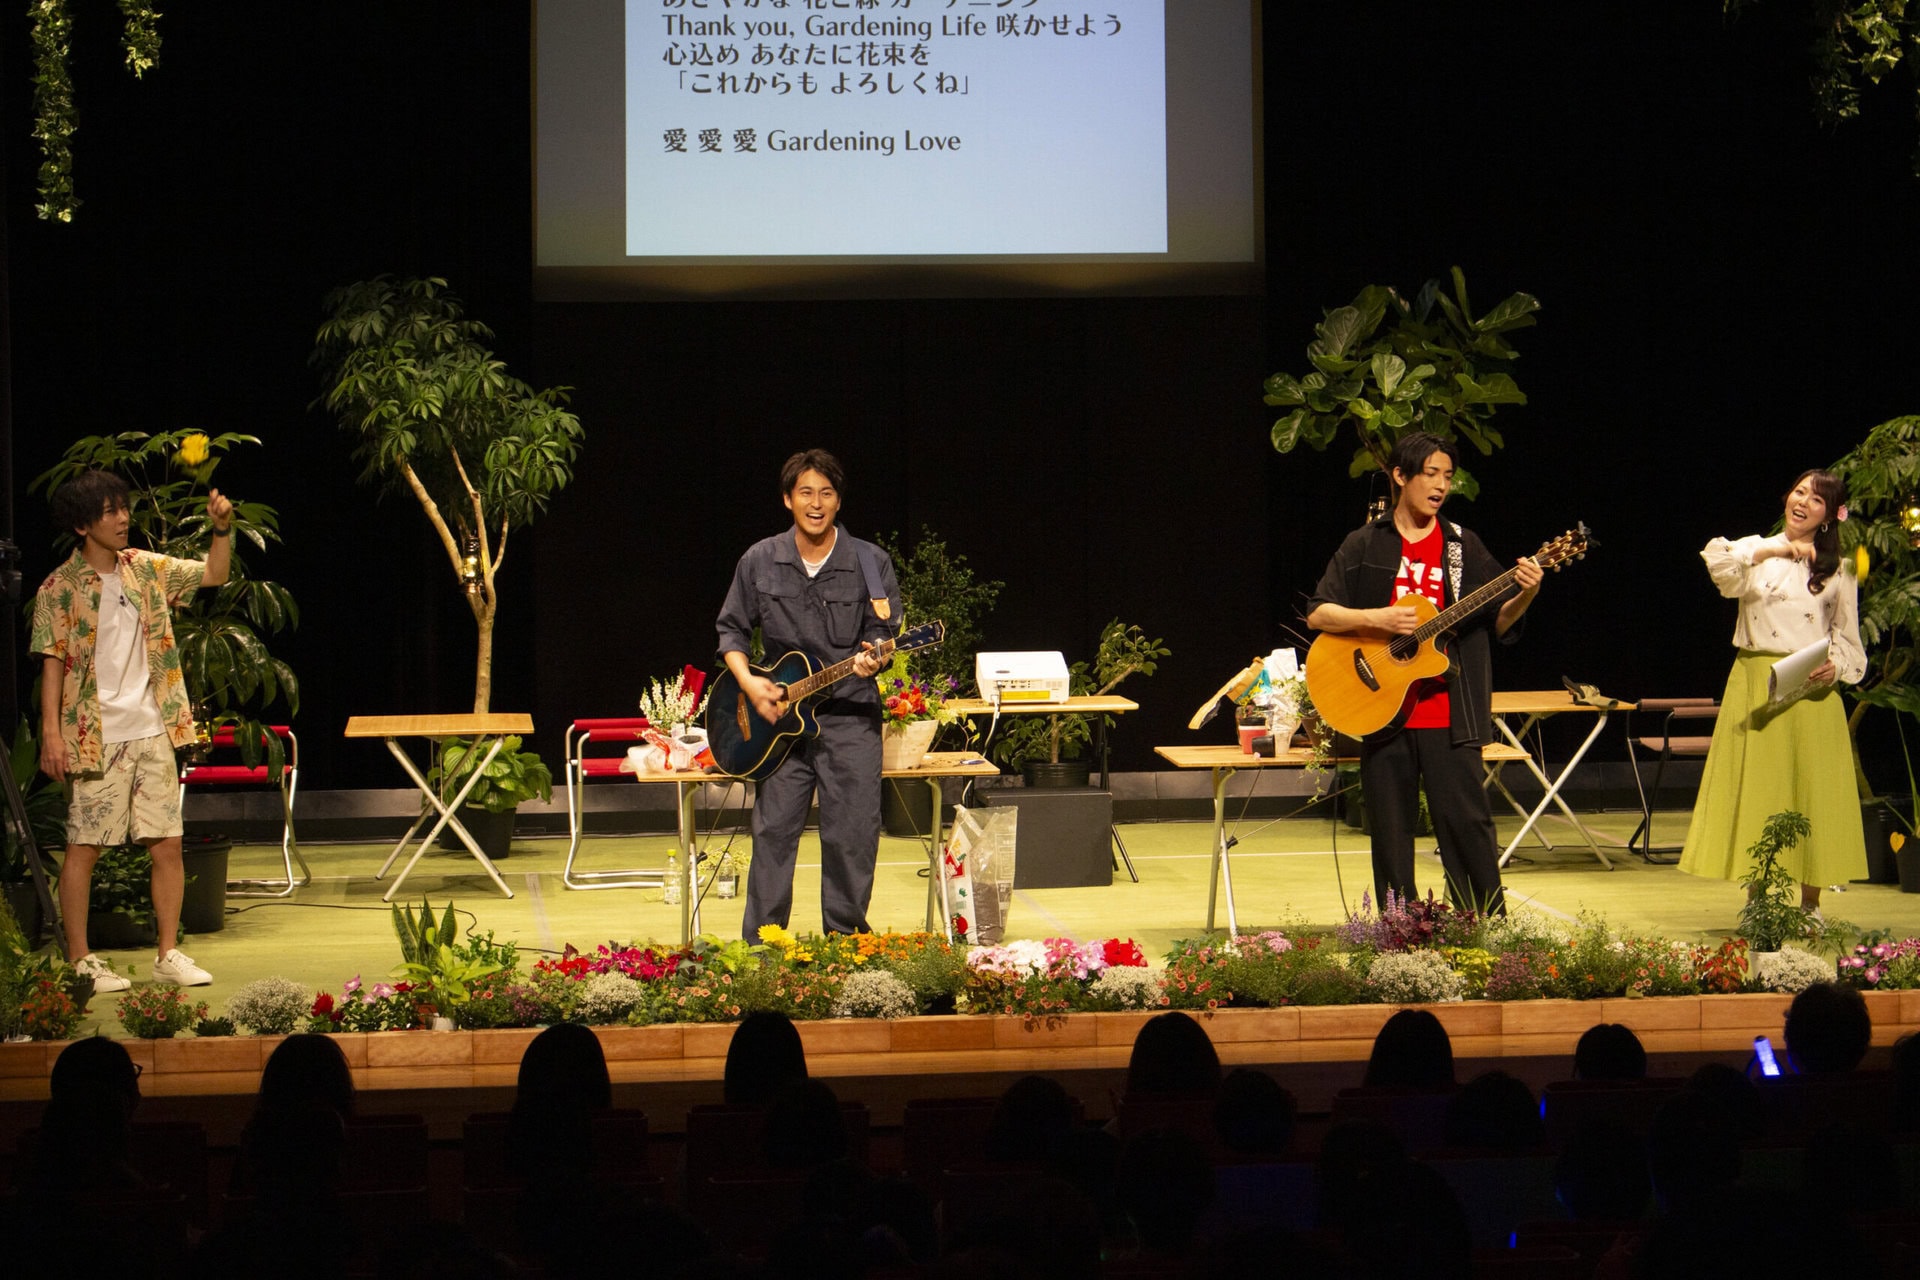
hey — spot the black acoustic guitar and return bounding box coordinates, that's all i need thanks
[704,620,946,781]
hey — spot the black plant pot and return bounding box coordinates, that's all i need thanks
[1860,801,1904,885]
[180,836,231,934]
[882,781,936,838]
[1899,836,1920,895]
[437,807,515,860]
[1022,760,1093,789]
[3,880,44,946]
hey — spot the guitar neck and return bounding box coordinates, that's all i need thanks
[784,637,897,702]
[1416,563,1526,642]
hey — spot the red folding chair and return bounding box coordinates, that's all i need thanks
[563,666,710,890]
[178,724,308,898]
[562,717,657,889]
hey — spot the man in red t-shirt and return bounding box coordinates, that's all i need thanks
[1306,433,1543,912]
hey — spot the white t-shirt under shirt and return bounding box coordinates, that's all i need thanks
[95,569,166,744]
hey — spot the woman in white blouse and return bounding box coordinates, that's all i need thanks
[1679,469,1867,907]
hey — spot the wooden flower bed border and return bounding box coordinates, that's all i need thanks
[3,991,1917,1099]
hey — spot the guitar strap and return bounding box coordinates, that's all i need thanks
[1445,521,1465,603]
[854,538,900,631]
[1441,522,1466,670]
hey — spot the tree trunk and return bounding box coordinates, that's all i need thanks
[472,596,496,714]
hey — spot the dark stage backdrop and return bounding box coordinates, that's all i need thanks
[6,3,1920,789]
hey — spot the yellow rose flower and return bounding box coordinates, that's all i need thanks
[1856,544,1871,582]
[178,432,211,466]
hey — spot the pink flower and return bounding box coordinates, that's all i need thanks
[344,975,362,994]
[371,983,396,999]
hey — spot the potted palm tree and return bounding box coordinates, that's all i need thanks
[313,276,583,841]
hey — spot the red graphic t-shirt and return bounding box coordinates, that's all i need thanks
[1395,523,1450,729]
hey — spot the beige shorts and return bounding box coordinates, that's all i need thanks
[66,734,183,846]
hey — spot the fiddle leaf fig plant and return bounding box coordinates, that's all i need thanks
[1264,267,1539,501]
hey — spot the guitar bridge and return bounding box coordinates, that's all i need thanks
[736,691,751,738]
[1352,650,1380,692]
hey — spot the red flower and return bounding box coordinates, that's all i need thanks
[1102,938,1145,967]
[312,992,335,1017]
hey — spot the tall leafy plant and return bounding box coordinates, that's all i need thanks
[2,721,68,888]
[1830,414,1920,819]
[1264,268,1540,500]
[1726,1,1920,174]
[877,526,1004,695]
[33,430,299,775]
[313,276,585,713]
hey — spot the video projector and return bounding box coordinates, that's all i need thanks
[975,651,1072,704]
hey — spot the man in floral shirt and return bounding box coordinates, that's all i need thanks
[31,470,232,991]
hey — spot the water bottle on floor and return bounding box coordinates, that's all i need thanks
[664,852,682,906]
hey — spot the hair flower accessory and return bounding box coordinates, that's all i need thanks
[1835,503,1848,523]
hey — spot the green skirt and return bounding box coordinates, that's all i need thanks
[1678,650,1865,885]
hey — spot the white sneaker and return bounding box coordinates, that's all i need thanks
[152,948,212,987]
[75,953,131,994]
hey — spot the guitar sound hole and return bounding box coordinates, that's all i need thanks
[1386,636,1419,662]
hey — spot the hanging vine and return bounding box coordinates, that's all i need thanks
[27,0,164,222]
[1728,1,1920,172]
[119,0,161,77]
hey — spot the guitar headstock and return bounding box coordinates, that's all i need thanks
[1532,523,1594,572]
[895,620,947,654]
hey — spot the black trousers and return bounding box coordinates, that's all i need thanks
[1360,727,1507,914]
[744,712,881,937]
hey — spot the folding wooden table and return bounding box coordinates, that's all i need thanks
[1486,690,1634,870]
[1155,741,1531,936]
[344,713,533,902]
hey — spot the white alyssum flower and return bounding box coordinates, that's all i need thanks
[1089,965,1163,1010]
[575,971,645,1023]
[831,970,919,1019]
[225,977,312,1035]
[1750,946,1834,994]
[1365,950,1468,1004]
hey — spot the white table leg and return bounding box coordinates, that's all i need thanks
[1205,767,1239,935]
[1488,714,1555,850]
[381,736,516,901]
[1499,713,1615,870]
[677,779,701,943]
[924,778,952,941]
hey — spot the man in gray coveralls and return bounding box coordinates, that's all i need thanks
[716,449,901,937]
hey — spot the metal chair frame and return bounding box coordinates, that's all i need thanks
[178,724,310,897]
[1624,698,1719,863]
[562,716,665,889]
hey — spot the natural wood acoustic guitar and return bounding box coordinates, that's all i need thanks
[1304,525,1591,739]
